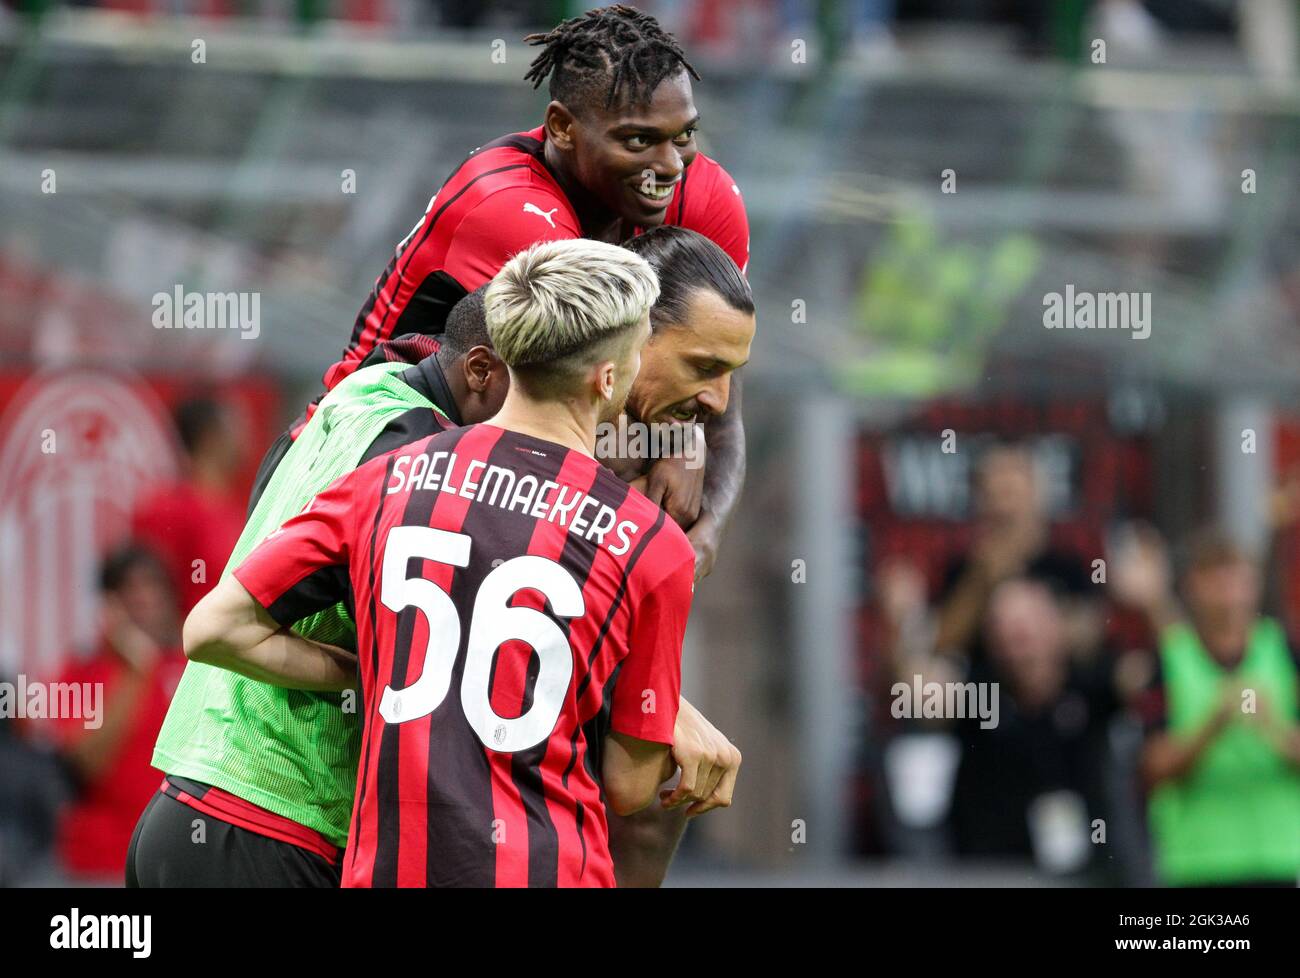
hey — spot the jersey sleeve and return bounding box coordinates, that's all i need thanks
[233,469,358,628]
[682,157,750,276]
[443,186,581,292]
[609,547,695,744]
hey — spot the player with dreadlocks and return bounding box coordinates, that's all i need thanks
[249,3,750,585]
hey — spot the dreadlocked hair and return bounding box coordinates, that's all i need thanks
[523,4,699,114]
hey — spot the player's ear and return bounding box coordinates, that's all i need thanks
[544,101,578,151]
[596,361,617,402]
[462,346,498,392]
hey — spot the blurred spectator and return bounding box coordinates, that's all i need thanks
[47,547,185,884]
[934,444,1097,666]
[131,396,246,615]
[948,579,1119,874]
[876,554,934,684]
[0,715,73,887]
[1268,461,1300,645]
[1131,528,1300,887]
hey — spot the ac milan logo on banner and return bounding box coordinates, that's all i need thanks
[0,371,178,678]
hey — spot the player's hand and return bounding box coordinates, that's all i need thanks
[686,510,720,581]
[660,697,741,817]
[643,438,705,530]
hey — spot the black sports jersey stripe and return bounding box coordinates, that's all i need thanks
[476,132,567,188]
[263,564,351,628]
[548,473,629,780]
[422,427,542,887]
[394,162,530,290]
[503,445,582,888]
[389,270,469,340]
[371,425,474,887]
[561,504,668,789]
[560,504,668,873]
[478,132,544,158]
[575,657,624,878]
[357,333,441,371]
[563,505,669,785]
[351,451,399,880]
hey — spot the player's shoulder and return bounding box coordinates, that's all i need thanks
[597,469,695,582]
[313,361,429,439]
[449,128,546,185]
[453,129,577,228]
[684,151,743,206]
[462,182,579,239]
[674,151,749,272]
[463,126,547,168]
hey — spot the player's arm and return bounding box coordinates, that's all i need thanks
[691,378,745,580]
[184,577,356,692]
[603,732,677,816]
[186,468,362,692]
[605,541,741,885]
[608,695,741,887]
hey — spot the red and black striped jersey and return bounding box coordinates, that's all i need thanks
[234,423,695,887]
[324,126,749,394]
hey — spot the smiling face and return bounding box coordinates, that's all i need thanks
[626,287,754,425]
[554,69,700,228]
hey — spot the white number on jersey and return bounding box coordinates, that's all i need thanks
[376,525,583,754]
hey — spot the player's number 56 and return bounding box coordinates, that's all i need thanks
[376,525,584,754]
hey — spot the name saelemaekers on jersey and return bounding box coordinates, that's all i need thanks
[385,448,641,556]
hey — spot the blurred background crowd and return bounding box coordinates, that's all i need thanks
[1,0,1299,886]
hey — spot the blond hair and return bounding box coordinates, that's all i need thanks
[485,238,659,369]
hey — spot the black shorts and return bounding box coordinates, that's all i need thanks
[126,788,342,888]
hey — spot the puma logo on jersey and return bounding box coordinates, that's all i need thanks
[523,202,559,228]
